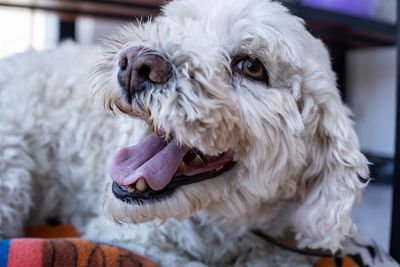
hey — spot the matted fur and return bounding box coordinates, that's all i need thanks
[0,0,368,265]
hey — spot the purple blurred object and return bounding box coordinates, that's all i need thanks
[301,0,378,17]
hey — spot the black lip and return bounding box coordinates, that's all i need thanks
[112,161,236,205]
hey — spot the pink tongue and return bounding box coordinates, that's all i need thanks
[109,134,190,191]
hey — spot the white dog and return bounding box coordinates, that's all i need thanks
[0,0,369,265]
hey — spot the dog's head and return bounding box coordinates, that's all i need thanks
[91,0,369,251]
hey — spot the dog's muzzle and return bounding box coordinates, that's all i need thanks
[117,47,172,99]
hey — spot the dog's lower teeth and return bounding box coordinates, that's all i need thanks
[127,186,136,193]
[191,156,206,166]
[136,178,148,192]
[178,162,186,171]
[205,155,217,161]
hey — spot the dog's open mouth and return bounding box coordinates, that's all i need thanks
[110,134,235,204]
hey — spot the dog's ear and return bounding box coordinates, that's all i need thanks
[290,56,370,252]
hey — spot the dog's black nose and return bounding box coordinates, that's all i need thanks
[118,47,172,95]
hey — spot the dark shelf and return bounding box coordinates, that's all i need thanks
[0,1,396,48]
[0,1,396,49]
[0,0,161,20]
[284,3,396,48]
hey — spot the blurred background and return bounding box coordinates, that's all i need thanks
[0,0,398,257]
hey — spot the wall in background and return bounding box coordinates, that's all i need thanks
[0,7,58,59]
[347,47,396,158]
[76,17,123,45]
[0,9,123,59]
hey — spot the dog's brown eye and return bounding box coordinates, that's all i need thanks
[236,57,268,82]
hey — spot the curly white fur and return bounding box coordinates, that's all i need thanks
[0,0,369,265]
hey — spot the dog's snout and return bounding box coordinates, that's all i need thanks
[118,47,172,95]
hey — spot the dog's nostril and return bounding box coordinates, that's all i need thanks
[119,55,128,71]
[137,64,151,80]
[135,56,172,84]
